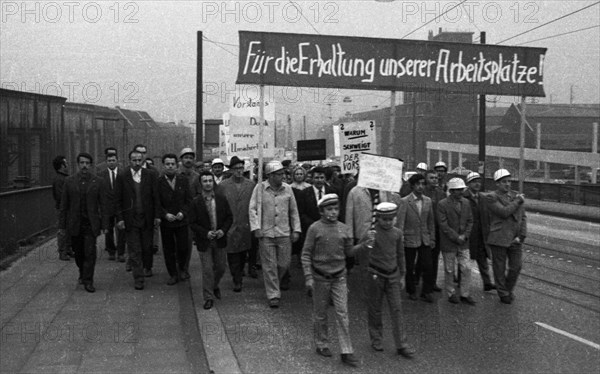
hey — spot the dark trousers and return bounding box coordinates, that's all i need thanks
[71,224,97,286]
[160,225,189,278]
[416,231,440,286]
[248,236,259,269]
[490,243,522,298]
[105,215,126,256]
[474,249,493,287]
[405,245,433,295]
[126,226,154,284]
[227,250,248,286]
[367,273,409,350]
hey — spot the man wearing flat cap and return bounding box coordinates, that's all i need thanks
[220,156,256,291]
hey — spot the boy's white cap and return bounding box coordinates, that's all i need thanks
[317,193,339,208]
[375,202,398,216]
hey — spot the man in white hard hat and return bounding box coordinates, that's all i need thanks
[249,160,301,308]
[463,172,495,292]
[434,161,448,192]
[211,158,226,185]
[416,163,428,175]
[438,177,475,305]
[485,169,526,304]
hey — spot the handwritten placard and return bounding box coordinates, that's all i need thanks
[225,115,276,158]
[357,153,403,192]
[340,120,376,175]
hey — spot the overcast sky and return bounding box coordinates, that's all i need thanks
[2,0,599,126]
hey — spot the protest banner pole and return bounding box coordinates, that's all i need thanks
[257,84,265,224]
[388,90,396,158]
[478,31,486,190]
[519,96,527,193]
[196,31,203,159]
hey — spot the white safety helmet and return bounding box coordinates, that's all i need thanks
[465,172,481,184]
[211,158,224,166]
[416,162,428,171]
[265,160,285,175]
[434,161,448,170]
[494,169,511,181]
[179,147,195,159]
[447,177,467,190]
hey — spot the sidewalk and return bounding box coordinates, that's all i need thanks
[0,236,209,374]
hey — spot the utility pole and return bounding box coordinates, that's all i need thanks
[388,91,396,158]
[570,85,574,105]
[196,31,203,159]
[478,31,487,189]
[411,93,417,169]
[303,115,307,140]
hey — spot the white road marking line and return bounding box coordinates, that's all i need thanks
[535,322,600,350]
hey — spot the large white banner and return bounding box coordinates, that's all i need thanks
[340,120,376,175]
[357,153,403,192]
[224,115,276,158]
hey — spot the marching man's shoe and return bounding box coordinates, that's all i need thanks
[203,300,214,310]
[341,353,359,367]
[397,346,416,359]
[316,347,332,357]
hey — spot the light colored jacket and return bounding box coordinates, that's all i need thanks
[249,181,301,238]
[397,193,436,248]
[344,187,394,241]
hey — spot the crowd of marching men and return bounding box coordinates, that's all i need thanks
[52,144,526,368]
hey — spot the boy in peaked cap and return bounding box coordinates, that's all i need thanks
[301,193,365,368]
[361,202,416,358]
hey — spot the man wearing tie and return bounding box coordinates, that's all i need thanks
[98,147,126,262]
[115,149,161,290]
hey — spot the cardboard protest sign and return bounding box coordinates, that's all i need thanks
[225,115,276,158]
[357,153,403,192]
[237,31,547,97]
[229,93,275,121]
[340,120,376,175]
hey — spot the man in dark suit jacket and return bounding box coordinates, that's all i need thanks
[397,174,436,302]
[438,178,474,305]
[189,171,233,310]
[463,172,495,291]
[485,169,527,304]
[97,147,126,262]
[59,153,108,293]
[115,149,161,290]
[299,166,336,232]
[158,153,192,285]
[53,155,72,261]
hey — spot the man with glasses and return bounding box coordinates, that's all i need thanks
[249,160,301,308]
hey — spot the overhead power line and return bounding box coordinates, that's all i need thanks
[202,35,238,57]
[496,1,600,44]
[516,24,600,45]
[288,0,321,35]
[400,0,468,39]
